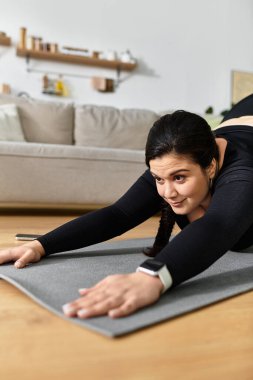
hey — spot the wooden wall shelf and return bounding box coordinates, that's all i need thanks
[16,48,137,71]
[0,36,11,46]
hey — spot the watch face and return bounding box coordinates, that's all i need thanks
[140,259,164,271]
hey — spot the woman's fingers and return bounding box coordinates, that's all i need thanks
[0,240,45,268]
[63,272,163,319]
[14,258,27,269]
[14,248,39,268]
[78,288,88,295]
[108,301,137,318]
[63,296,118,318]
[77,296,123,318]
[64,294,139,319]
[63,288,120,317]
[0,249,13,265]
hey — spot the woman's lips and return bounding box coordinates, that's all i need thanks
[169,199,186,207]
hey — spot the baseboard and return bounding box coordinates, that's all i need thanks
[0,201,107,213]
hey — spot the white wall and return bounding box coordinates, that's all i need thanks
[0,0,253,114]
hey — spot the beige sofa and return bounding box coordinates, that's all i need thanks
[0,95,159,209]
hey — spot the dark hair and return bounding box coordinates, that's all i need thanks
[144,110,219,257]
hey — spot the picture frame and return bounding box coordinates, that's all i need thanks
[232,70,253,105]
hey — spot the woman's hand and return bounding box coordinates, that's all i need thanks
[62,272,164,319]
[0,240,45,268]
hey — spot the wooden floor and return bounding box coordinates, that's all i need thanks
[0,212,252,380]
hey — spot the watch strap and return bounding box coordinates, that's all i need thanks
[158,265,173,293]
[136,264,173,293]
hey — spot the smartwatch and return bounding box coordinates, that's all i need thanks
[136,259,173,293]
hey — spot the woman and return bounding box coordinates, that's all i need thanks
[1,94,253,319]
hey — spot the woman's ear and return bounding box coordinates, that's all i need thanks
[206,158,217,179]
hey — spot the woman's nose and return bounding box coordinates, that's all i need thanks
[163,182,177,199]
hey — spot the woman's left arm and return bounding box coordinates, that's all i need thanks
[155,175,253,287]
[63,175,253,319]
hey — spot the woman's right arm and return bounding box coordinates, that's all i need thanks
[0,170,161,267]
[38,170,161,254]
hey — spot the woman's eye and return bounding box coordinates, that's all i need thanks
[174,175,185,182]
[155,177,164,184]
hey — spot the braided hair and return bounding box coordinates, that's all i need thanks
[144,110,219,257]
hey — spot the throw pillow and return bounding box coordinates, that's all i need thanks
[74,105,159,150]
[0,95,74,145]
[0,103,26,141]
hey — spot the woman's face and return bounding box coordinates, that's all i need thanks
[149,153,214,216]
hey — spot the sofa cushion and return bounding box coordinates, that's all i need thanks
[0,104,26,141]
[0,141,146,205]
[0,95,74,145]
[74,105,159,149]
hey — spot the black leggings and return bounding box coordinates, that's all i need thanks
[222,93,253,251]
[222,93,253,122]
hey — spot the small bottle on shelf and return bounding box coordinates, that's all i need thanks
[42,75,49,92]
[27,36,35,50]
[54,75,68,96]
[0,83,11,94]
[19,27,27,49]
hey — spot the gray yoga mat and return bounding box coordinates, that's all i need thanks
[0,238,253,338]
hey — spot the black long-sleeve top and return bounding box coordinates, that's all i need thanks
[38,125,253,287]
